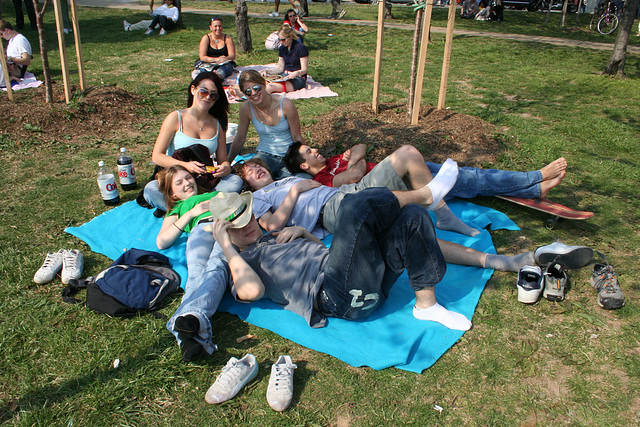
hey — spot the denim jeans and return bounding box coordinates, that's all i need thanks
[143,173,244,210]
[317,188,446,321]
[214,62,234,80]
[150,15,177,31]
[166,223,229,355]
[425,162,543,199]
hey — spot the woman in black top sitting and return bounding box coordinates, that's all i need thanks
[195,16,236,79]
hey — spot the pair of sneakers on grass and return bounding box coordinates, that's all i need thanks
[517,242,625,310]
[33,249,84,285]
[204,353,297,412]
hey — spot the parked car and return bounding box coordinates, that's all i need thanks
[503,0,578,11]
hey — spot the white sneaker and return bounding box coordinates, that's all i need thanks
[267,355,297,411]
[338,9,347,19]
[159,28,166,36]
[534,241,593,270]
[517,265,543,304]
[205,354,258,404]
[33,250,64,284]
[269,11,280,17]
[145,28,153,35]
[61,249,84,285]
[123,20,131,31]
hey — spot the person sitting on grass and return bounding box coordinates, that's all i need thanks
[0,20,32,79]
[234,157,537,273]
[156,165,231,362]
[208,188,473,331]
[284,142,568,201]
[143,72,243,212]
[194,16,236,80]
[123,0,179,36]
[460,0,479,19]
[263,23,308,94]
[227,70,305,179]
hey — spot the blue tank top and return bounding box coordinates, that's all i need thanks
[250,96,293,157]
[166,110,219,156]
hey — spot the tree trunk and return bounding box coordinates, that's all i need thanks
[408,8,423,112]
[235,0,252,53]
[603,0,640,77]
[33,0,53,104]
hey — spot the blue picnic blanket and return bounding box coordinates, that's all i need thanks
[66,199,518,373]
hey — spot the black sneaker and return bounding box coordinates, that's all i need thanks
[543,262,568,302]
[591,252,625,310]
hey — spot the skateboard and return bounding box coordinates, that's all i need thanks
[496,196,594,229]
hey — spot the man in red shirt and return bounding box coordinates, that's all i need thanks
[285,142,568,236]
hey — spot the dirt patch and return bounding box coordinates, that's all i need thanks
[0,88,504,167]
[0,85,151,147]
[305,102,503,167]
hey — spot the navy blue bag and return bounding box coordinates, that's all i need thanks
[62,249,181,318]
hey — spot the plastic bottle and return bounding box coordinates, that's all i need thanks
[97,161,120,206]
[117,147,137,190]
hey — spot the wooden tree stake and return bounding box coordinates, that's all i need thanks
[410,0,434,125]
[53,0,71,103]
[69,0,86,90]
[372,0,386,114]
[0,41,14,101]
[437,0,457,110]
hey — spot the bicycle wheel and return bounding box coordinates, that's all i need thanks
[597,13,619,34]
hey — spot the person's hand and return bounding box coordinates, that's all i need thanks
[212,163,231,178]
[184,161,206,175]
[273,226,305,243]
[210,219,233,247]
[292,179,321,194]
[341,149,351,162]
[189,201,210,218]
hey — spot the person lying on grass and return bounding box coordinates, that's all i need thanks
[233,157,536,273]
[155,165,231,362]
[284,142,567,200]
[208,189,473,331]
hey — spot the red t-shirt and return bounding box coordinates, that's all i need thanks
[313,154,377,187]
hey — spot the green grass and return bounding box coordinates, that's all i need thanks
[1,1,640,425]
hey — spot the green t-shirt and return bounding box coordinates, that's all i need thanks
[168,192,218,234]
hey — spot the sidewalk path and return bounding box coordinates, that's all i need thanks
[78,0,639,55]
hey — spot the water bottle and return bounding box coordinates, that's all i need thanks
[97,161,120,206]
[117,147,137,190]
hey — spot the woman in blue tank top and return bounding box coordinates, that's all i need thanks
[227,70,305,179]
[144,72,243,211]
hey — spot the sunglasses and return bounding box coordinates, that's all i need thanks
[197,87,219,101]
[243,84,263,97]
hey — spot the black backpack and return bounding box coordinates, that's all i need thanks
[62,249,181,318]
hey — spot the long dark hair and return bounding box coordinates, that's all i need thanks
[187,72,229,132]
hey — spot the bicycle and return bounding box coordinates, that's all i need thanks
[589,0,621,34]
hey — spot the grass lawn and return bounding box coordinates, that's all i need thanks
[1,1,639,425]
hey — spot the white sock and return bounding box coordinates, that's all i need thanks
[413,303,472,331]
[426,159,458,210]
[484,252,535,272]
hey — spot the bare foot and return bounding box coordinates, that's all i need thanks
[540,158,567,181]
[540,170,566,198]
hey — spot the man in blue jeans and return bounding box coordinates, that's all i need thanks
[208,189,472,332]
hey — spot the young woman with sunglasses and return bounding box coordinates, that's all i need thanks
[227,69,304,179]
[143,72,243,210]
[265,23,308,95]
[195,16,236,80]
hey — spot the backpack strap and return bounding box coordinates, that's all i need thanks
[61,277,92,304]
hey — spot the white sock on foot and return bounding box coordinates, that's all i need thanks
[413,303,472,331]
[426,159,458,210]
[484,252,535,272]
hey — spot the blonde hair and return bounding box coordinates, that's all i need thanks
[277,22,301,41]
